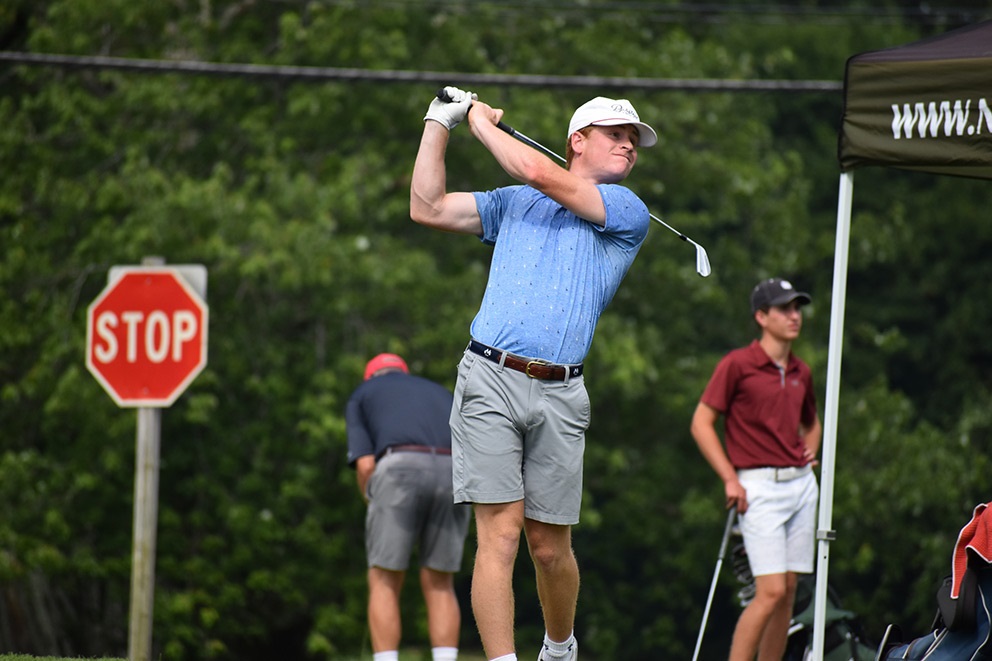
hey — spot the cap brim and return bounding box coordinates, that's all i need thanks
[590,119,658,147]
[771,292,812,307]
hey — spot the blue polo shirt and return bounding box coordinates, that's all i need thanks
[470,184,649,364]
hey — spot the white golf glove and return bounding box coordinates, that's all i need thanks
[424,86,477,130]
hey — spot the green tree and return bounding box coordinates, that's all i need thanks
[1,1,990,658]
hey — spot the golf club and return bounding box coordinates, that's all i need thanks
[692,505,738,661]
[435,89,712,277]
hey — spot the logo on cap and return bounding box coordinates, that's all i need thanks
[610,102,639,119]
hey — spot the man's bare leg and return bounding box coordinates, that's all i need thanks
[421,567,461,649]
[368,567,405,652]
[471,501,525,659]
[524,519,579,644]
[728,573,788,661]
[757,572,797,661]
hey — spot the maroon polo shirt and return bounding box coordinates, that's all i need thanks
[700,340,817,469]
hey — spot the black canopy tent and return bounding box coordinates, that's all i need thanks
[812,20,992,658]
[840,20,992,177]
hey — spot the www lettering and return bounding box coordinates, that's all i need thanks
[891,98,992,139]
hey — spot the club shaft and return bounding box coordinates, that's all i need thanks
[691,507,737,661]
[498,123,565,163]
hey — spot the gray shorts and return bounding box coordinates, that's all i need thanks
[449,349,590,525]
[736,469,819,576]
[365,451,471,572]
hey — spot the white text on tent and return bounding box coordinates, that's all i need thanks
[891,98,992,139]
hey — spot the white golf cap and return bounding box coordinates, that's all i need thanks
[567,97,658,148]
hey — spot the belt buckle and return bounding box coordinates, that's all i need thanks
[525,359,550,378]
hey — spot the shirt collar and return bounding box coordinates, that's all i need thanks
[746,339,796,370]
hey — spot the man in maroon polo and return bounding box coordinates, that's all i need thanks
[690,278,822,661]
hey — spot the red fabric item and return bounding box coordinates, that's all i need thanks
[951,501,992,598]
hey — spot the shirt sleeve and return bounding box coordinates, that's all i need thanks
[345,392,374,467]
[598,184,650,249]
[700,352,738,414]
[473,186,523,246]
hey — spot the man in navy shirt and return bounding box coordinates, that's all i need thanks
[346,353,471,661]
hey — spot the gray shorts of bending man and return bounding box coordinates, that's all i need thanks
[410,87,657,661]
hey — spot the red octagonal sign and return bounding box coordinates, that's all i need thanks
[86,267,208,407]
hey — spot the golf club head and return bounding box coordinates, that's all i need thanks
[695,244,712,277]
[649,213,712,277]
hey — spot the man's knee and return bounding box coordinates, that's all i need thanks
[525,528,574,574]
[754,575,790,605]
[529,543,571,573]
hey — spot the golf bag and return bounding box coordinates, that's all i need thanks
[730,530,876,661]
[874,501,992,661]
[873,565,992,660]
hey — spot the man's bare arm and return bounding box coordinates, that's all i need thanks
[690,401,748,512]
[410,120,483,234]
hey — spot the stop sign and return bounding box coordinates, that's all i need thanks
[86,267,208,407]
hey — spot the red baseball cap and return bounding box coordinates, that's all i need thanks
[364,353,409,381]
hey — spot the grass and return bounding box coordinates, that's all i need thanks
[339,651,489,661]
[0,652,490,661]
[0,657,125,661]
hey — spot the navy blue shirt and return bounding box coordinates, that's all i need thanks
[345,371,454,467]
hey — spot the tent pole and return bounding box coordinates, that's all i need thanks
[811,170,854,660]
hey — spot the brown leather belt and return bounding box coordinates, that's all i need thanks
[468,340,583,381]
[378,444,452,461]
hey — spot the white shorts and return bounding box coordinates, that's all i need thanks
[737,469,818,576]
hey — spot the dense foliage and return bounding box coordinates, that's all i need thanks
[2,1,990,658]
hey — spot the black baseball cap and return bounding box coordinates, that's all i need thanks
[750,278,811,314]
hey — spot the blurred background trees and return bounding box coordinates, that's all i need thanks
[1,1,990,658]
